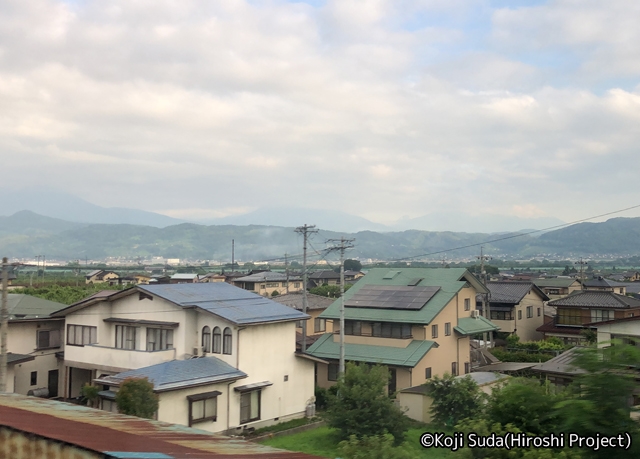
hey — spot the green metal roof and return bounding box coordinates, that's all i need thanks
[533,278,580,288]
[454,316,500,336]
[306,333,438,367]
[320,268,487,324]
[7,294,67,320]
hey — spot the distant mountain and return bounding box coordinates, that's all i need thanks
[395,212,565,233]
[200,207,389,233]
[0,211,85,236]
[0,188,184,228]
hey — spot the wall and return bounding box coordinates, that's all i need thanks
[397,392,433,424]
[511,290,545,341]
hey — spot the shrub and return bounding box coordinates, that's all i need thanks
[115,377,158,419]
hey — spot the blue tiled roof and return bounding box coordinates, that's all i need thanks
[138,283,308,325]
[96,357,247,392]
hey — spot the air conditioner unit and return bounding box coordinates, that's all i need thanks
[471,310,480,318]
[192,347,200,356]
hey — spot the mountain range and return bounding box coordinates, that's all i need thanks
[1,210,639,261]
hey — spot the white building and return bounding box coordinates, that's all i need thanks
[51,283,317,434]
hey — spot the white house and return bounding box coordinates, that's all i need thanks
[51,283,316,434]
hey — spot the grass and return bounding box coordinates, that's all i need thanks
[261,424,456,458]
[248,416,320,436]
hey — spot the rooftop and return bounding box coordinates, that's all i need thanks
[233,271,301,283]
[0,394,321,459]
[272,292,334,311]
[7,294,67,320]
[95,357,247,392]
[531,347,586,376]
[533,277,580,288]
[479,281,549,304]
[548,290,640,309]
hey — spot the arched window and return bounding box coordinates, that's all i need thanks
[223,327,232,355]
[202,326,211,353]
[212,327,222,354]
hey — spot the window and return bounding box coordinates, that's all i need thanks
[371,322,412,339]
[526,306,533,318]
[146,328,173,351]
[464,362,470,374]
[314,318,326,333]
[66,325,97,346]
[223,327,232,354]
[202,326,211,353]
[30,371,37,386]
[328,363,339,381]
[537,307,541,317]
[240,390,261,424]
[431,324,438,339]
[37,329,60,349]
[294,282,300,288]
[295,320,304,328]
[188,391,219,426]
[213,327,222,354]
[266,283,280,288]
[517,310,522,320]
[490,310,513,320]
[425,367,432,379]
[464,298,470,311]
[260,284,266,290]
[557,309,582,325]
[115,325,136,350]
[591,309,612,323]
[344,320,362,336]
[451,362,458,376]
[444,322,451,336]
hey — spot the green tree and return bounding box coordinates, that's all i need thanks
[309,284,351,298]
[424,373,482,426]
[271,290,280,297]
[579,328,597,345]
[326,362,409,443]
[338,434,413,459]
[344,259,362,272]
[81,384,101,408]
[115,377,159,419]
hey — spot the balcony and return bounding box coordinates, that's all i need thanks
[64,343,177,372]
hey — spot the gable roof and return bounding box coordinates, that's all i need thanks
[94,357,247,392]
[306,333,438,367]
[320,268,487,324]
[308,270,340,280]
[530,347,587,376]
[7,294,67,320]
[234,271,301,282]
[480,281,549,304]
[583,277,626,289]
[548,290,640,309]
[271,292,334,311]
[533,278,580,288]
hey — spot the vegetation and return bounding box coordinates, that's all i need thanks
[338,434,414,459]
[80,384,101,408]
[309,283,352,298]
[325,362,409,443]
[343,259,362,272]
[115,378,158,419]
[12,284,125,305]
[424,374,483,427]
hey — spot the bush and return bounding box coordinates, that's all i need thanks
[115,377,158,419]
[338,434,414,459]
[425,373,483,427]
[490,349,554,363]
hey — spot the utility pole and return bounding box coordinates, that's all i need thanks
[231,240,235,272]
[1,257,8,392]
[477,247,492,349]
[327,237,355,376]
[295,224,318,353]
[575,257,588,289]
[42,255,46,283]
[284,253,289,294]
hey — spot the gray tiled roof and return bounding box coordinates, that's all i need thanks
[139,283,309,325]
[309,270,340,280]
[548,291,640,309]
[272,292,334,311]
[531,347,586,376]
[479,281,547,304]
[233,271,301,282]
[583,277,626,288]
[95,357,247,392]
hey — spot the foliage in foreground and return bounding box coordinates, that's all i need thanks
[12,284,124,305]
[424,373,483,427]
[338,434,414,459]
[326,362,409,443]
[115,377,158,419]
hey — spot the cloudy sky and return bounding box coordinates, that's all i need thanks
[2,0,640,226]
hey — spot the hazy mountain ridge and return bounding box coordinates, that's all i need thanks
[1,211,639,260]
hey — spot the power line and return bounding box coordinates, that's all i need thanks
[390,203,640,262]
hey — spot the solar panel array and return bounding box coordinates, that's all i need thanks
[344,285,440,310]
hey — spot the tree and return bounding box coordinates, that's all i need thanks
[326,362,409,443]
[344,259,362,272]
[424,373,482,426]
[81,384,101,408]
[309,284,351,298]
[271,290,280,297]
[115,377,159,419]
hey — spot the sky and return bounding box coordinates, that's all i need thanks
[1,0,640,226]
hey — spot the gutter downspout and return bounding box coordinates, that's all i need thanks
[227,380,233,432]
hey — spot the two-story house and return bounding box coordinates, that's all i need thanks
[85,270,119,285]
[537,290,640,345]
[307,268,498,393]
[583,276,627,295]
[6,294,66,397]
[51,283,316,434]
[272,292,334,350]
[307,270,340,288]
[233,271,303,296]
[533,277,582,300]
[477,281,549,341]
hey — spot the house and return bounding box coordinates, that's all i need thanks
[0,393,323,459]
[307,270,340,288]
[307,268,498,392]
[50,283,315,434]
[344,270,365,281]
[232,271,303,296]
[5,294,66,397]
[133,273,152,284]
[530,346,586,387]
[200,272,226,283]
[583,276,627,295]
[593,315,640,347]
[533,277,582,299]
[85,270,119,285]
[477,281,549,341]
[170,273,200,283]
[537,291,640,345]
[0,271,17,288]
[271,292,335,350]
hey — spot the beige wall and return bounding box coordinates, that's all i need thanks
[297,309,333,337]
[596,320,640,347]
[397,392,433,423]
[511,290,545,341]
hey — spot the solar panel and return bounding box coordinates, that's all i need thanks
[345,285,440,310]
